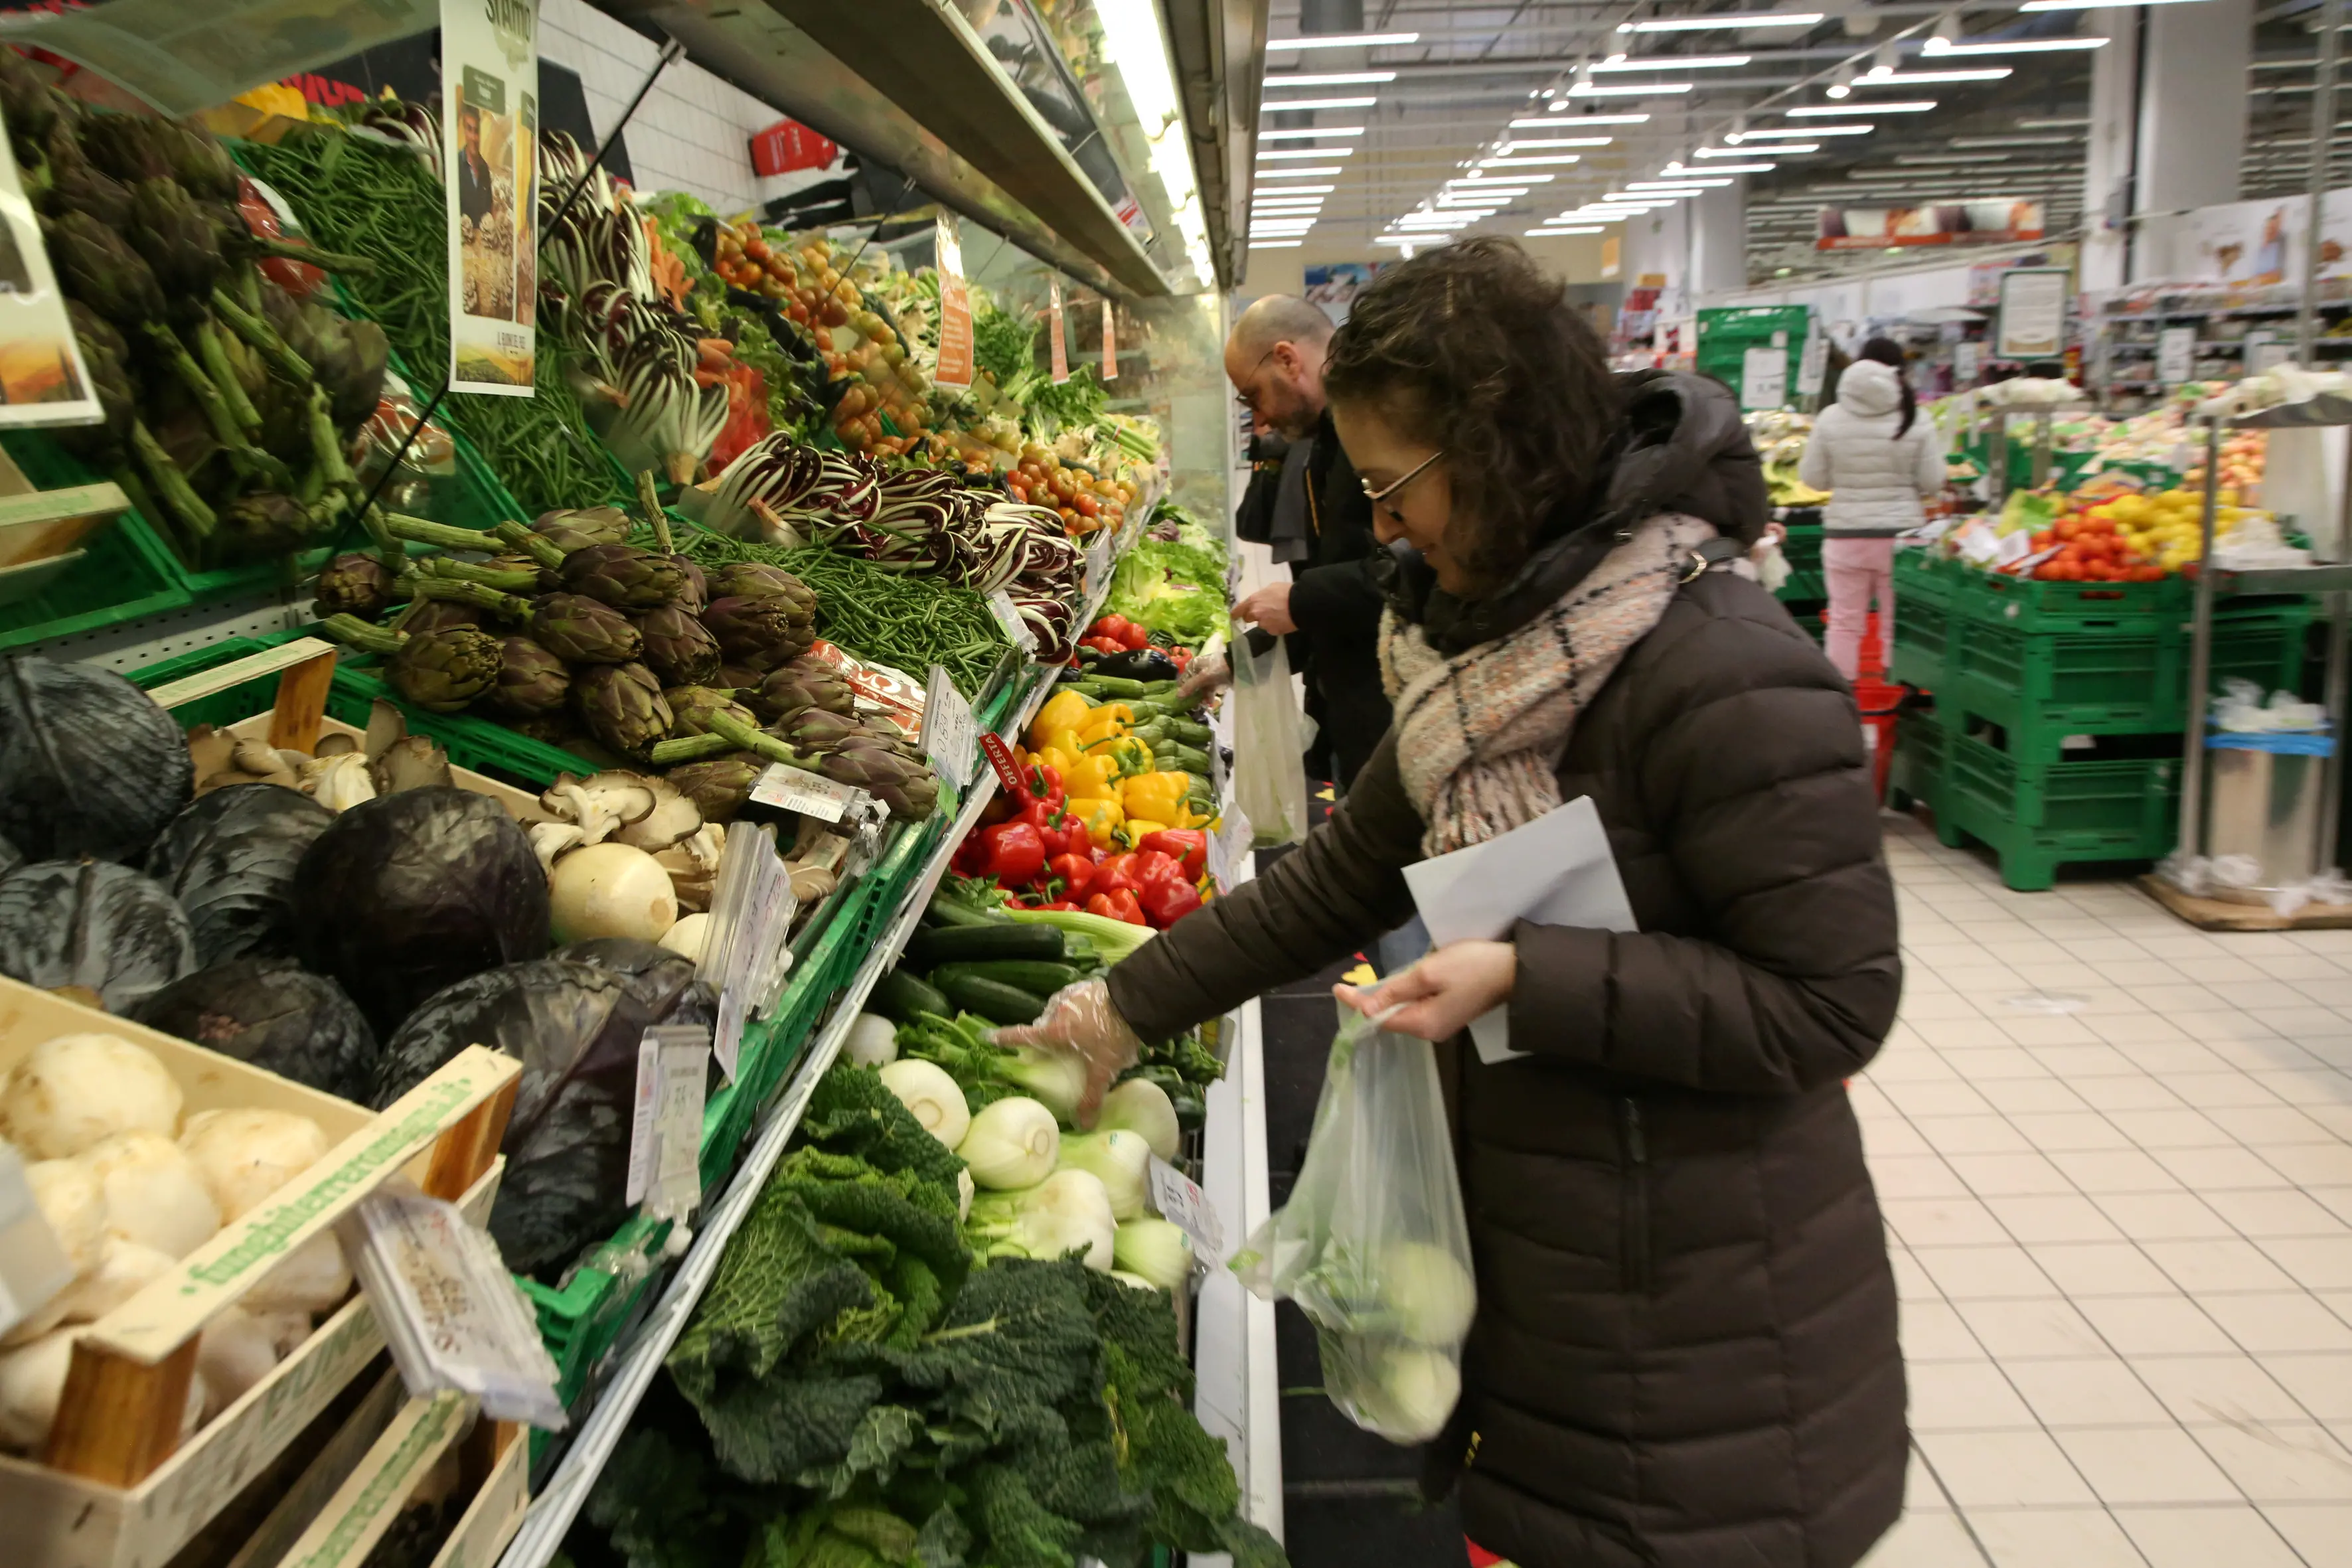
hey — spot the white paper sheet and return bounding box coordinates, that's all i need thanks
[1400,797,1637,1064]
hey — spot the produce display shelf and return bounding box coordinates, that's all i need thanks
[493,510,1154,1568]
[0,497,191,654]
[1938,728,2182,890]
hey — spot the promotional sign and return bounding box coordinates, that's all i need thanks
[0,107,101,430]
[1741,345,1788,409]
[749,117,840,177]
[1995,268,2069,360]
[932,216,975,392]
[442,0,538,396]
[1600,234,1622,279]
[1817,200,2045,252]
[1954,341,1983,382]
[1048,279,1069,384]
[1101,297,1117,380]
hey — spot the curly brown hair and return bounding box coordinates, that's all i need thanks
[1322,238,1618,584]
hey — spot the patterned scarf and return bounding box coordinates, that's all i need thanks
[1379,512,1720,856]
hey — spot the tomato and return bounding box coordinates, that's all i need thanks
[745,236,771,263]
[1073,494,1100,519]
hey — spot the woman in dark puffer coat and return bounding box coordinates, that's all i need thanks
[1002,238,1907,1568]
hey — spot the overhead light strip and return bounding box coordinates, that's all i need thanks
[1789,101,1933,114]
[1622,11,1823,31]
[1267,31,1420,50]
[1592,53,1751,70]
[1258,126,1366,139]
[1512,114,1650,127]
[1740,124,1873,136]
[1856,68,2012,84]
[1570,81,1695,96]
[1925,37,2108,54]
[1261,96,1378,111]
[1264,71,1397,87]
[1257,147,1356,159]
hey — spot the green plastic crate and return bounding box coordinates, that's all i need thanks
[1780,522,1824,576]
[0,505,191,653]
[1941,728,2179,889]
[1893,546,1958,612]
[1776,568,1826,605]
[1888,706,1946,812]
[1893,594,1950,690]
[1961,564,2190,635]
[329,659,597,787]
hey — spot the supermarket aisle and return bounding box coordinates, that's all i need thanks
[1862,817,2352,1567]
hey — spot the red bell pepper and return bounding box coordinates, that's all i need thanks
[1087,888,1147,925]
[1137,830,1207,879]
[1082,637,1125,656]
[1048,852,1096,902]
[952,832,992,877]
[979,821,1048,887]
[1131,849,1184,896]
[1089,852,1141,898]
[1141,876,1203,928]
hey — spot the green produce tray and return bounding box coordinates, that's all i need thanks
[1887,706,1945,812]
[1781,522,1823,575]
[1893,546,1958,611]
[1948,601,2308,745]
[1776,568,1826,605]
[1940,727,2179,889]
[1960,562,2191,634]
[0,502,191,653]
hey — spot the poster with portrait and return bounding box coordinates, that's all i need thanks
[0,104,100,430]
[1303,262,1383,323]
[442,0,538,396]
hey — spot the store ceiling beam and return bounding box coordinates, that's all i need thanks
[1165,0,1270,290]
[595,0,1171,297]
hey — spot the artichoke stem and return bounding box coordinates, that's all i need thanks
[420,556,538,594]
[127,418,216,540]
[491,520,567,570]
[193,319,261,434]
[210,285,311,383]
[706,710,815,770]
[648,732,735,765]
[317,613,405,657]
[407,575,528,619]
[142,321,291,490]
[359,504,404,570]
[637,468,674,554]
[305,384,354,491]
[237,264,262,317]
[112,460,183,558]
[384,512,500,553]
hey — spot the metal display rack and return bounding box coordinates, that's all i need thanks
[2176,401,2352,871]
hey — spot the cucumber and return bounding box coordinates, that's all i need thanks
[923,893,1002,929]
[933,973,1046,1024]
[930,959,1086,996]
[905,921,1067,968]
[870,969,951,1024]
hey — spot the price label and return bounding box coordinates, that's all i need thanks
[923,664,978,791]
[339,1187,566,1429]
[1101,298,1117,381]
[1147,1154,1223,1259]
[1954,341,1983,382]
[707,823,798,1079]
[988,588,1039,653]
[1204,826,1232,895]
[933,216,974,392]
[1740,343,1787,410]
[2157,326,2197,385]
[979,730,1028,794]
[1049,279,1069,385]
[628,1026,712,1221]
[1086,531,1114,598]
[750,761,864,823]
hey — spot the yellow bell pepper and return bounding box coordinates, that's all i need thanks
[1076,703,1135,744]
[1040,726,1086,761]
[1121,770,1190,826]
[1071,795,1125,849]
[1125,818,1170,844]
[1060,751,1117,798]
[1030,690,1095,747]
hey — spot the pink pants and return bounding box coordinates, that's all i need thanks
[1824,536,1895,682]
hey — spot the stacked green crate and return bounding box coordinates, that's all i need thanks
[1697,306,1810,410]
[1889,551,2311,888]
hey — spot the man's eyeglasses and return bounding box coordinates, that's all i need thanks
[1361,449,1445,518]
[1233,345,1279,412]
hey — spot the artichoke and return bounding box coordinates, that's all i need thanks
[398,598,492,635]
[635,601,723,686]
[80,114,175,185]
[524,591,643,665]
[532,507,634,551]
[708,562,817,621]
[163,121,239,200]
[44,146,132,230]
[46,210,164,323]
[56,300,135,462]
[666,755,765,823]
[747,661,855,724]
[389,625,502,713]
[572,662,672,758]
[558,544,686,611]
[702,595,813,666]
[777,708,863,753]
[219,492,312,556]
[715,663,766,691]
[127,177,222,300]
[667,554,708,614]
[0,52,59,143]
[275,295,389,428]
[315,554,398,619]
[819,746,937,822]
[490,637,572,718]
[665,685,757,737]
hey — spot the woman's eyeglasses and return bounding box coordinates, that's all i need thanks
[1361,449,1445,518]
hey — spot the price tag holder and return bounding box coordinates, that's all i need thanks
[337,1186,567,1429]
[923,665,978,791]
[979,730,1028,795]
[988,588,1039,654]
[750,761,864,823]
[1147,1154,1223,1259]
[706,823,798,1079]
[1204,826,1232,895]
[1085,531,1114,599]
[0,1141,71,1338]
[2157,326,2196,386]
[628,1025,712,1223]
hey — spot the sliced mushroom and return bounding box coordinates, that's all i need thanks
[362,700,408,764]
[539,771,662,846]
[528,821,586,873]
[314,732,360,758]
[653,823,726,911]
[612,775,702,852]
[370,734,453,796]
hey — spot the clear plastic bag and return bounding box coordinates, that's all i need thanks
[1231,1000,1475,1444]
[1229,631,1310,848]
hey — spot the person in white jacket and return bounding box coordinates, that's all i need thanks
[1798,338,1945,680]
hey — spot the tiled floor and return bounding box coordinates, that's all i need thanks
[1859,817,2352,1566]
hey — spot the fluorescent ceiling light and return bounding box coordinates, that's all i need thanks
[1856,68,2012,84]
[1093,0,1214,283]
[1259,148,1354,160]
[1678,162,1780,173]
[1500,138,1613,149]
[1699,143,1813,155]
[1251,184,1335,193]
[1259,127,1366,139]
[1442,187,1528,196]
[1257,166,1343,177]
[1372,236,1426,246]
[1248,240,1304,248]
[1452,172,1553,183]
[1267,31,1419,50]
[1262,96,1378,111]
[1526,226,1605,235]
[1570,82,1694,96]
[1789,101,1932,114]
[2022,0,2204,9]
[1743,123,1872,136]
[2018,118,2092,128]
[1952,135,2080,147]
[1479,155,1581,166]
[1925,36,2107,54]
[1512,114,1650,127]
[1610,189,1694,200]
[1592,53,1751,69]
[1265,71,1397,86]
[1629,178,1733,188]
[1621,12,1823,31]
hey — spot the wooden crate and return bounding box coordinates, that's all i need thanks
[0,982,520,1568]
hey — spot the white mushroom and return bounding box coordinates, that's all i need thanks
[613,775,704,852]
[653,823,726,911]
[297,752,377,813]
[529,820,587,874]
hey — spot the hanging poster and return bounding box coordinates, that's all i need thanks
[0,106,99,430]
[1816,201,2045,251]
[932,216,974,392]
[1048,279,1069,385]
[1600,234,1621,279]
[1101,297,1117,381]
[442,0,538,396]
[1995,268,2068,360]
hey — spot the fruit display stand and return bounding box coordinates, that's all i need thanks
[2153,399,2352,927]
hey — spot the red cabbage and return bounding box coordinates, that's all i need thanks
[0,655,193,863]
[145,785,335,967]
[133,956,378,1101]
[0,860,195,1010]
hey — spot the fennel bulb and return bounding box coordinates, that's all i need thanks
[967,1168,1115,1269]
[1056,1129,1150,1219]
[844,1013,900,1068]
[1097,1077,1180,1162]
[879,1059,970,1150]
[1112,1217,1194,1291]
[1000,1044,1088,1126]
[956,1095,1059,1190]
[1352,1344,1460,1444]
[1379,1241,1477,1346]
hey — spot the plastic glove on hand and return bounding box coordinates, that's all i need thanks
[1174,648,1231,704]
[990,979,1147,1128]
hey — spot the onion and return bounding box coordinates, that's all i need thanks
[548,842,678,945]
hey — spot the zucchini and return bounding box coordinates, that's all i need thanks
[923,893,1002,929]
[933,973,1046,1024]
[905,921,1067,968]
[870,969,951,1024]
[929,959,1086,996]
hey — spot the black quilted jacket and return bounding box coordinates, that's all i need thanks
[1107,378,1907,1567]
